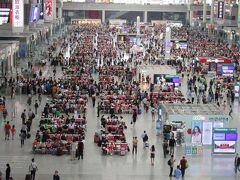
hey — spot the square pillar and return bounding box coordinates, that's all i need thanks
[102,10,105,23]
[144,11,147,22]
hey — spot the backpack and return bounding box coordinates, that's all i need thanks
[168,159,171,166]
[32,113,35,119]
[143,134,148,142]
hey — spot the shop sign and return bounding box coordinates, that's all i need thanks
[208,116,229,122]
[193,115,206,121]
[13,0,24,27]
[217,1,224,19]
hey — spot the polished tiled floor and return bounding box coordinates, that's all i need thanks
[1,55,240,179]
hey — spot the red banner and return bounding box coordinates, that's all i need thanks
[45,0,52,17]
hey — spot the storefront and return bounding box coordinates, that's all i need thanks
[0,46,7,77]
[193,56,233,76]
[109,19,127,26]
[0,34,31,58]
[137,65,178,90]
[71,18,101,25]
[0,41,20,74]
[161,104,230,147]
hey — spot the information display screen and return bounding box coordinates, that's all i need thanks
[225,133,238,141]
[213,141,236,153]
[213,133,225,141]
[0,8,10,24]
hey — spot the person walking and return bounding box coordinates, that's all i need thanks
[162,139,168,158]
[141,131,148,148]
[38,94,42,104]
[151,106,156,121]
[92,94,96,107]
[2,108,8,122]
[71,141,78,161]
[150,145,155,165]
[77,140,84,160]
[97,103,100,117]
[174,165,182,180]
[5,164,11,180]
[53,170,60,180]
[29,158,38,180]
[20,131,26,147]
[21,109,27,124]
[34,101,39,115]
[229,105,233,118]
[234,153,240,174]
[169,136,176,156]
[180,156,187,178]
[132,137,138,155]
[168,155,175,177]
[10,125,16,140]
[132,109,137,125]
[4,121,11,141]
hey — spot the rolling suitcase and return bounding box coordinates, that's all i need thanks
[25,174,31,180]
[94,135,100,143]
[120,149,126,156]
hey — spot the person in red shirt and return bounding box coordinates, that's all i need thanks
[180,156,187,177]
[11,125,16,140]
[4,121,11,140]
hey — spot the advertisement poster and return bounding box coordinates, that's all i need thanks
[13,0,24,28]
[45,0,52,17]
[202,122,213,145]
[213,122,223,128]
[191,121,202,144]
[213,141,236,153]
[29,4,40,22]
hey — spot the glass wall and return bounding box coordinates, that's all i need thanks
[63,0,187,4]
[105,11,143,23]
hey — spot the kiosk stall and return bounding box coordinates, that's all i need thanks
[193,56,233,76]
[136,65,179,90]
[137,65,177,84]
[212,128,238,154]
[161,104,230,146]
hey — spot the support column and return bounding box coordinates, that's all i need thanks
[102,10,105,23]
[210,0,214,24]
[165,26,171,60]
[144,11,147,22]
[203,0,207,23]
[189,11,193,26]
[58,2,63,19]
[52,0,56,19]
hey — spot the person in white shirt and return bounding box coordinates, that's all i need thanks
[29,158,38,180]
